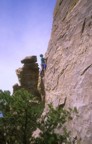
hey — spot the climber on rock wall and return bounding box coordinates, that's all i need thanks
[40,54,47,77]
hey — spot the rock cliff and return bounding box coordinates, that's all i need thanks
[45,0,92,143]
[13,56,41,99]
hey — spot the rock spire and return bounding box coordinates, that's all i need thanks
[13,56,40,99]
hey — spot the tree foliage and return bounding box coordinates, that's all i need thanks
[0,89,43,144]
[0,89,78,144]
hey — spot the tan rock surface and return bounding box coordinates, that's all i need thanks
[45,0,92,143]
[13,56,40,99]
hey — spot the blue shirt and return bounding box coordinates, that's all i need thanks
[41,57,45,64]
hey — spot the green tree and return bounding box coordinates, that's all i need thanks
[0,89,78,144]
[0,89,43,144]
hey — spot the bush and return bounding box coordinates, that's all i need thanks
[0,89,44,144]
[31,104,77,144]
[0,89,78,144]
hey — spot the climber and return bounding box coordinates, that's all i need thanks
[40,54,47,76]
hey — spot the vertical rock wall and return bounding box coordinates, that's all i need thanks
[45,0,92,143]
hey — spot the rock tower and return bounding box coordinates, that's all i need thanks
[13,56,40,98]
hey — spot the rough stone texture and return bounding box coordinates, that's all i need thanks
[13,56,40,99]
[21,56,37,64]
[38,76,45,102]
[45,0,92,143]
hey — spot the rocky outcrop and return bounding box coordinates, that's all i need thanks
[45,0,92,143]
[13,56,40,99]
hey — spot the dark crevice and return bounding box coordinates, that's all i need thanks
[62,11,68,21]
[59,0,64,6]
[88,21,92,27]
[40,77,45,102]
[81,18,86,34]
[81,64,92,75]
[58,97,67,109]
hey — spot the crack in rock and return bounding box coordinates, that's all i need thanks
[81,64,92,75]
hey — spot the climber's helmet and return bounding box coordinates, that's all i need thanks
[40,54,43,57]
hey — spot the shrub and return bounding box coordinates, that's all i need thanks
[0,89,43,144]
[31,104,77,144]
[0,89,78,144]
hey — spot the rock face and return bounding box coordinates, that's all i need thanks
[13,56,40,98]
[45,0,92,143]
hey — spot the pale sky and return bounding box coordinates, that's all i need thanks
[0,0,56,93]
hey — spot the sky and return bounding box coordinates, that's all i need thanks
[0,0,56,93]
